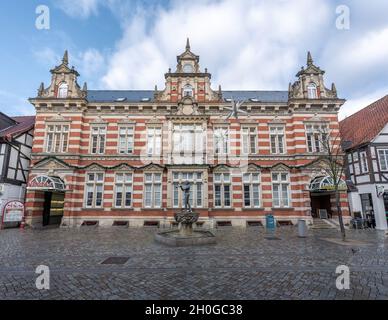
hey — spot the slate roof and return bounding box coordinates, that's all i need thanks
[339,95,388,150]
[86,90,289,103]
[0,115,35,139]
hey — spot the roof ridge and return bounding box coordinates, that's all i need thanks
[341,94,388,123]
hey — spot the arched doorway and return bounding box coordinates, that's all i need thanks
[28,175,66,226]
[309,176,346,219]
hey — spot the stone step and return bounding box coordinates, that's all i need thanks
[312,219,336,229]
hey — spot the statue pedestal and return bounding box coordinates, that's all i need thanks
[155,210,216,247]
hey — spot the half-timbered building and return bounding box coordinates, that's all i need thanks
[340,95,388,231]
[26,41,349,228]
[0,113,35,222]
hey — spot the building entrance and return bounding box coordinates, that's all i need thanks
[42,192,65,226]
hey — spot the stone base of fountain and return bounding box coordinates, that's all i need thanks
[155,210,216,247]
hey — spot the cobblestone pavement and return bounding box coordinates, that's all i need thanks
[0,226,388,300]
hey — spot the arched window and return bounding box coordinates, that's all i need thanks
[183,84,193,97]
[307,83,318,99]
[58,82,68,98]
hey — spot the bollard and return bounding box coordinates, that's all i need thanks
[298,219,307,238]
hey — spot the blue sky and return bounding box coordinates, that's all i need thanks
[0,0,387,119]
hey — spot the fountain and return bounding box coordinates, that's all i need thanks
[155,181,216,247]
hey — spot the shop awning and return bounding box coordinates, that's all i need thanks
[309,176,347,192]
[27,175,66,192]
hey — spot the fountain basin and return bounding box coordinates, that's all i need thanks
[155,229,216,247]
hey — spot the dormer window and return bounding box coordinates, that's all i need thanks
[183,64,194,73]
[183,84,193,97]
[58,82,68,98]
[307,83,318,99]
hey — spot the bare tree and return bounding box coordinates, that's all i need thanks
[317,126,347,241]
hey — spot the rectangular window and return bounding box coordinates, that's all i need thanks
[214,127,229,155]
[360,151,369,173]
[144,173,162,208]
[243,173,261,208]
[213,173,231,208]
[272,172,290,208]
[90,126,106,154]
[114,173,133,208]
[46,124,69,153]
[118,127,134,154]
[172,172,204,208]
[147,127,162,156]
[173,124,204,154]
[85,173,104,208]
[378,149,388,171]
[242,127,257,154]
[270,126,285,154]
[306,124,328,153]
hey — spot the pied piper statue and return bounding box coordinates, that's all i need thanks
[179,180,192,213]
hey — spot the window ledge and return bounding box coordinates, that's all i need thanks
[82,208,105,211]
[271,207,295,211]
[243,208,265,211]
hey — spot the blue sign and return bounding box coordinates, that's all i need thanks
[266,214,276,231]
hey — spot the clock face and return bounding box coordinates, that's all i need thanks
[183,64,194,73]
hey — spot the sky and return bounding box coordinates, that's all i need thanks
[0,0,387,120]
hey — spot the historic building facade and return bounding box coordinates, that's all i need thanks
[340,95,388,231]
[25,41,349,228]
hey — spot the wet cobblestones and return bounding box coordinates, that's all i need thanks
[0,226,387,300]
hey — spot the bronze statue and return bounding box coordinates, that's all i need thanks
[179,180,192,212]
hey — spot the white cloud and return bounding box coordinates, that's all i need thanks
[102,0,331,90]
[56,0,388,119]
[57,0,100,19]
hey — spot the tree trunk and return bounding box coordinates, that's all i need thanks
[335,189,346,241]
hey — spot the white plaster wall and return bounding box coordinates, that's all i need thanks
[357,184,388,230]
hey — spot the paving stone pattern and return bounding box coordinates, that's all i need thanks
[0,226,388,300]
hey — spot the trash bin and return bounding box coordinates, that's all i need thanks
[298,219,307,238]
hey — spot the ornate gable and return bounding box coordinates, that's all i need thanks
[37,50,86,99]
[32,157,72,171]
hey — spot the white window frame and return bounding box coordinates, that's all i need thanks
[58,82,68,98]
[214,173,231,208]
[243,172,261,208]
[144,173,162,208]
[241,126,257,155]
[118,126,134,154]
[147,127,162,157]
[306,124,328,153]
[90,126,106,154]
[214,127,229,155]
[173,124,204,154]
[378,149,388,172]
[172,172,203,209]
[307,83,318,99]
[360,151,369,173]
[183,84,194,97]
[269,125,286,154]
[272,172,290,208]
[46,124,69,153]
[84,172,104,208]
[114,173,133,208]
